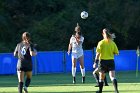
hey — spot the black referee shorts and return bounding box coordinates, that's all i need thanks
[98,59,115,73]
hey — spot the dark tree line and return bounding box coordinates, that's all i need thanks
[0,0,140,52]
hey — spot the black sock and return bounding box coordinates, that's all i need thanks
[18,82,23,93]
[93,73,99,85]
[112,79,119,93]
[99,81,104,93]
[25,78,31,87]
[104,76,108,85]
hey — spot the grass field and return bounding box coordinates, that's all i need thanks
[0,71,140,93]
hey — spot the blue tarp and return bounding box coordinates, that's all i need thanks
[115,50,138,71]
[0,50,140,75]
[36,51,64,73]
[0,53,17,74]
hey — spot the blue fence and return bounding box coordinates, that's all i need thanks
[0,50,140,75]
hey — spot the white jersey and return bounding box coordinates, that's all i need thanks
[70,35,84,54]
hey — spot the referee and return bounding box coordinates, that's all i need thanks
[14,32,37,93]
[93,28,119,93]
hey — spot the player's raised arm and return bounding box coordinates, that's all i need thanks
[67,37,72,55]
[29,43,37,56]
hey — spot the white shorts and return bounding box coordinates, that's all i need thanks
[71,52,83,59]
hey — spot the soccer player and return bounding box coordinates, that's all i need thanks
[67,23,85,84]
[93,28,119,93]
[14,32,37,93]
[93,61,109,87]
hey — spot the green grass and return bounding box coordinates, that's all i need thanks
[0,71,140,93]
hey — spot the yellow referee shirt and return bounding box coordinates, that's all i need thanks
[96,39,119,60]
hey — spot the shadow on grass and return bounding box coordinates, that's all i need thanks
[4,90,140,93]
[0,71,140,87]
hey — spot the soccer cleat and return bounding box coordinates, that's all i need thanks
[23,87,28,93]
[115,90,119,93]
[82,76,85,83]
[73,77,76,84]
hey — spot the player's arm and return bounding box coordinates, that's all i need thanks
[67,42,72,55]
[113,43,119,55]
[29,44,37,56]
[67,37,73,55]
[14,44,18,57]
[93,52,100,68]
[93,42,101,68]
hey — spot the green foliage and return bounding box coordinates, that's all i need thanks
[0,0,140,52]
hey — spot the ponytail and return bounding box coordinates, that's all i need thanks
[103,28,116,40]
[75,23,81,32]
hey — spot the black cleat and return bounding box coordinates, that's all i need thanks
[82,77,85,83]
[23,87,28,93]
[115,90,119,93]
[73,77,76,84]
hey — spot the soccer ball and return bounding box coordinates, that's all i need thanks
[81,11,88,19]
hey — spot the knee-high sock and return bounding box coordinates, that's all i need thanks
[93,73,99,85]
[80,68,85,77]
[25,78,31,87]
[18,82,23,93]
[72,67,76,77]
[99,80,104,93]
[112,79,119,92]
[104,75,108,85]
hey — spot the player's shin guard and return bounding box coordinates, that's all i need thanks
[25,78,31,87]
[81,68,85,83]
[81,68,85,77]
[112,79,119,93]
[72,67,76,77]
[72,67,76,84]
[18,82,23,93]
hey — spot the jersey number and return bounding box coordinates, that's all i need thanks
[21,46,26,55]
